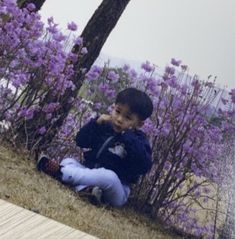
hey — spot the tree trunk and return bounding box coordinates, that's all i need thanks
[17,0,46,11]
[17,0,131,152]
[75,0,131,73]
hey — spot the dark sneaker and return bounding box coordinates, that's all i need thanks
[37,154,62,180]
[79,186,104,206]
[88,187,104,206]
[91,186,103,203]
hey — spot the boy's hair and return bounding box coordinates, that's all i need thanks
[115,88,153,120]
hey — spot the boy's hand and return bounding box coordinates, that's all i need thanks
[97,114,111,124]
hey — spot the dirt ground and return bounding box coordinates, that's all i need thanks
[0,143,183,239]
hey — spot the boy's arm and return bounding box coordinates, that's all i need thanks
[122,129,152,175]
[76,114,111,148]
[76,118,99,148]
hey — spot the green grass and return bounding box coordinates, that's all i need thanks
[0,143,182,239]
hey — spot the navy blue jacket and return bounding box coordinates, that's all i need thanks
[76,118,152,184]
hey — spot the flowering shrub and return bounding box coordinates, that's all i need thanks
[0,0,86,147]
[62,59,234,238]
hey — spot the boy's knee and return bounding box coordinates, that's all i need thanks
[102,169,120,184]
[99,169,124,196]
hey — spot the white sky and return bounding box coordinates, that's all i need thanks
[40,0,235,89]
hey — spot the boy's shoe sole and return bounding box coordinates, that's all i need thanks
[79,186,104,206]
[37,154,61,179]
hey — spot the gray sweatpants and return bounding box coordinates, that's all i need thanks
[60,158,130,207]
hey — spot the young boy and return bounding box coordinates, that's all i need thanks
[37,88,153,207]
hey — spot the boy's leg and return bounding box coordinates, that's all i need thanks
[60,164,130,207]
[60,157,85,168]
[37,156,130,206]
[60,158,88,191]
[37,156,87,187]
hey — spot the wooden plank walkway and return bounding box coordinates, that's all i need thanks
[0,199,98,239]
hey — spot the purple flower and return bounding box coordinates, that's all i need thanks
[18,108,34,120]
[181,64,188,71]
[128,69,137,78]
[229,88,235,103]
[194,191,201,199]
[75,36,83,45]
[203,197,209,203]
[171,58,181,66]
[122,64,130,72]
[52,32,66,42]
[163,161,172,171]
[47,24,58,34]
[85,66,102,81]
[85,71,99,81]
[168,75,178,88]
[26,3,35,11]
[107,70,119,82]
[141,61,154,72]
[191,78,201,92]
[42,103,60,113]
[165,66,175,75]
[180,84,188,95]
[159,81,168,90]
[67,21,78,31]
[146,77,159,94]
[105,89,116,98]
[175,172,183,180]
[46,113,52,120]
[81,47,88,55]
[47,17,54,25]
[38,126,46,135]
[203,187,210,194]
[98,82,109,93]
[67,52,78,62]
[94,102,102,111]
[92,65,102,75]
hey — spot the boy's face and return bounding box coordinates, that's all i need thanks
[111,103,143,133]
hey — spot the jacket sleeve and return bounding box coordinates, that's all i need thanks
[121,129,152,176]
[76,118,103,148]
